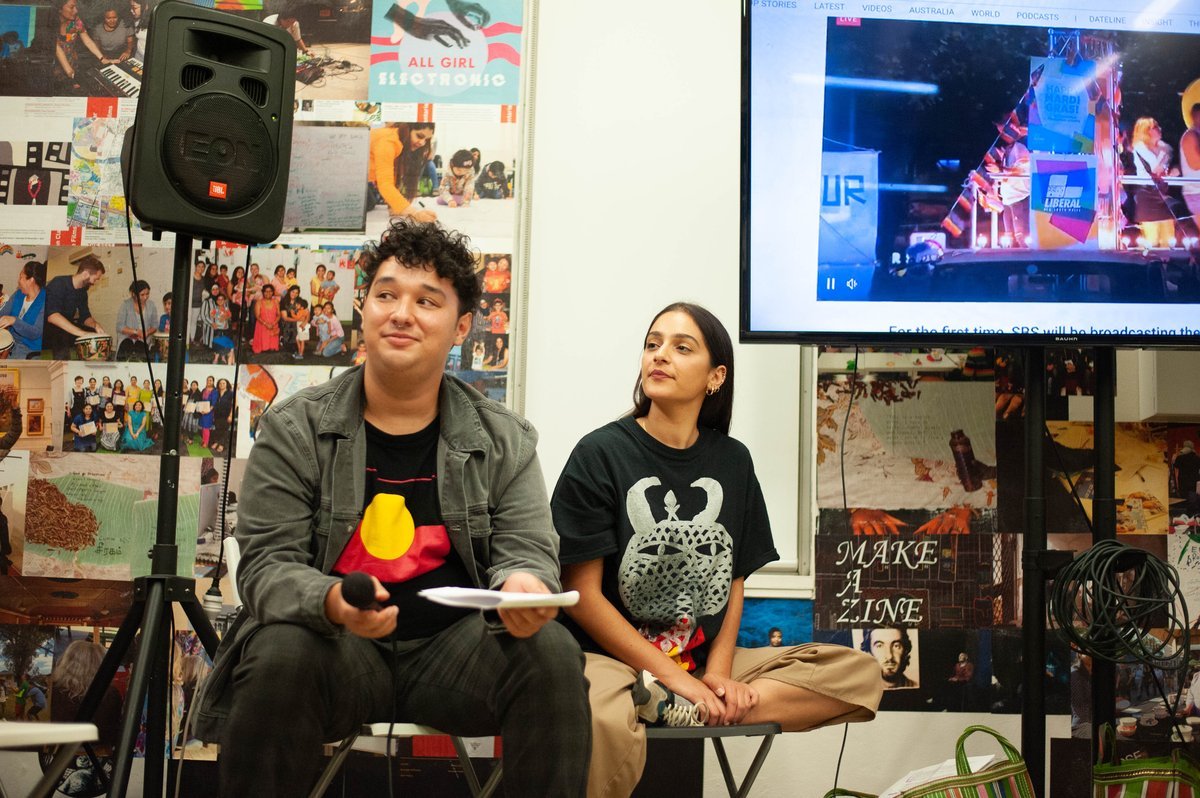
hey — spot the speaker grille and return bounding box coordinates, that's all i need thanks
[161,93,275,215]
[240,76,268,107]
[180,63,214,91]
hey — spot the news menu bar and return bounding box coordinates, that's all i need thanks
[753,0,1200,32]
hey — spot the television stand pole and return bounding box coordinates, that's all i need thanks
[1090,348,1117,757]
[1021,345,1047,795]
[1020,346,1118,795]
[69,231,220,798]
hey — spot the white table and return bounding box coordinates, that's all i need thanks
[0,722,98,798]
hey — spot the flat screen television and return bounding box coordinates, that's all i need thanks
[742,0,1200,345]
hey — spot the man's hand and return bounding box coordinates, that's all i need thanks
[324,575,398,638]
[497,571,556,638]
[701,673,758,724]
[915,506,974,535]
[850,508,906,536]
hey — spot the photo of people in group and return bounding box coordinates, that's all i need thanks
[365,117,518,242]
[59,362,163,456]
[46,0,156,98]
[58,361,235,458]
[189,244,360,367]
[41,245,173,364]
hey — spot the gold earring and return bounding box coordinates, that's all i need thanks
[706,385,719,396]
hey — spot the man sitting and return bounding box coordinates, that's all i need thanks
[193,219,590,797]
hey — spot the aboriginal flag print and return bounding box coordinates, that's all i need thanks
[333,481,450,582]
[331,421,474,640]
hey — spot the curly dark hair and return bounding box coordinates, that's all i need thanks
[359,218,480,315]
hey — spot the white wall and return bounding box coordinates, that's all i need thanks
[523,2,1062,795]
[1153,350,1200,421]
[522,0,803,574]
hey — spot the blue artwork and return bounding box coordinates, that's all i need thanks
[736,597,813,649]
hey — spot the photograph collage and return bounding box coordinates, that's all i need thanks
[809,346,1199,736]
[0,0,525,775]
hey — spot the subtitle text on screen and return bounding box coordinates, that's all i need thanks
[887,325,1200,336]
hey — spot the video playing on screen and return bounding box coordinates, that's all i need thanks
[744,1,1200,344]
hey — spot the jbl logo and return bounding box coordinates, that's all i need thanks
[209,181,228,199]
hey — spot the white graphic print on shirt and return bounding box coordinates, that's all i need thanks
[619,476,734,659]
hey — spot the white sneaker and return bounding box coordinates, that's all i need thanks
[631,670,707,727]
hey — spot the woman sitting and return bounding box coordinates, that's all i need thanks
[551,302,883,797]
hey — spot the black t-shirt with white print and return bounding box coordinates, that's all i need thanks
[552,417,778,671]
[332,419,473,641]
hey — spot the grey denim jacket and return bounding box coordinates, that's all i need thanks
[193,366,560,740]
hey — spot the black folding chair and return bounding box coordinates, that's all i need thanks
[644,722,781,798]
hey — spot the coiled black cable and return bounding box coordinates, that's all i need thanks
[1050,538,1189,672]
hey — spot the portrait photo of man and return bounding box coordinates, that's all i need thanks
[857,627,919,690]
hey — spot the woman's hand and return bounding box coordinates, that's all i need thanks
[701,673,759,724]
[660,670,726,726]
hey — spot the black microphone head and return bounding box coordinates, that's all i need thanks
[342,571,378,610]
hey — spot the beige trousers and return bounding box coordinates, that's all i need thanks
[583,643,883,798]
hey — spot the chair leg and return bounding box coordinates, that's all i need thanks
[712,734,777,798]
[450,736,482,796]
[307,732,361,798]
[477,761,503,798]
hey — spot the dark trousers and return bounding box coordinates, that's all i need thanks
[219,614,591,797]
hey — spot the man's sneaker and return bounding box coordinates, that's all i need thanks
[631,670,707,727]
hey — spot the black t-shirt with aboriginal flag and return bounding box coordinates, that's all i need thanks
[331,418,473,641]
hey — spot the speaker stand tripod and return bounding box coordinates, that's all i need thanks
[70,231,221,798]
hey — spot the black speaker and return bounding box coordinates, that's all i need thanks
[123,0,295,245]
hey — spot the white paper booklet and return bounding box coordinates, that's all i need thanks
[879,755,996,798]
[418,587,580,609]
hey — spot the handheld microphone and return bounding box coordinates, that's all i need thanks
[341,571,383,611]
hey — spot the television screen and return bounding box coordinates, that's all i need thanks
[743,0,1200,345]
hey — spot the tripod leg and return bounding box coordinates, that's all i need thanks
[143,603,172,794]
[109,580,167,798]
[180,594,220,658]
[77,597,145,721]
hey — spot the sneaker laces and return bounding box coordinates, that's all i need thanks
[660,699,708,728]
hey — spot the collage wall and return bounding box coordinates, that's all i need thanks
[740,346,1195,796]
[0,0,522,788]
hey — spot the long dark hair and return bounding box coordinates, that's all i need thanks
[630,302,734,435]
[394,122,435,199]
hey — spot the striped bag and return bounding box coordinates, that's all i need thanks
[825,725,1036,798]
[1093,725,1200,797]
